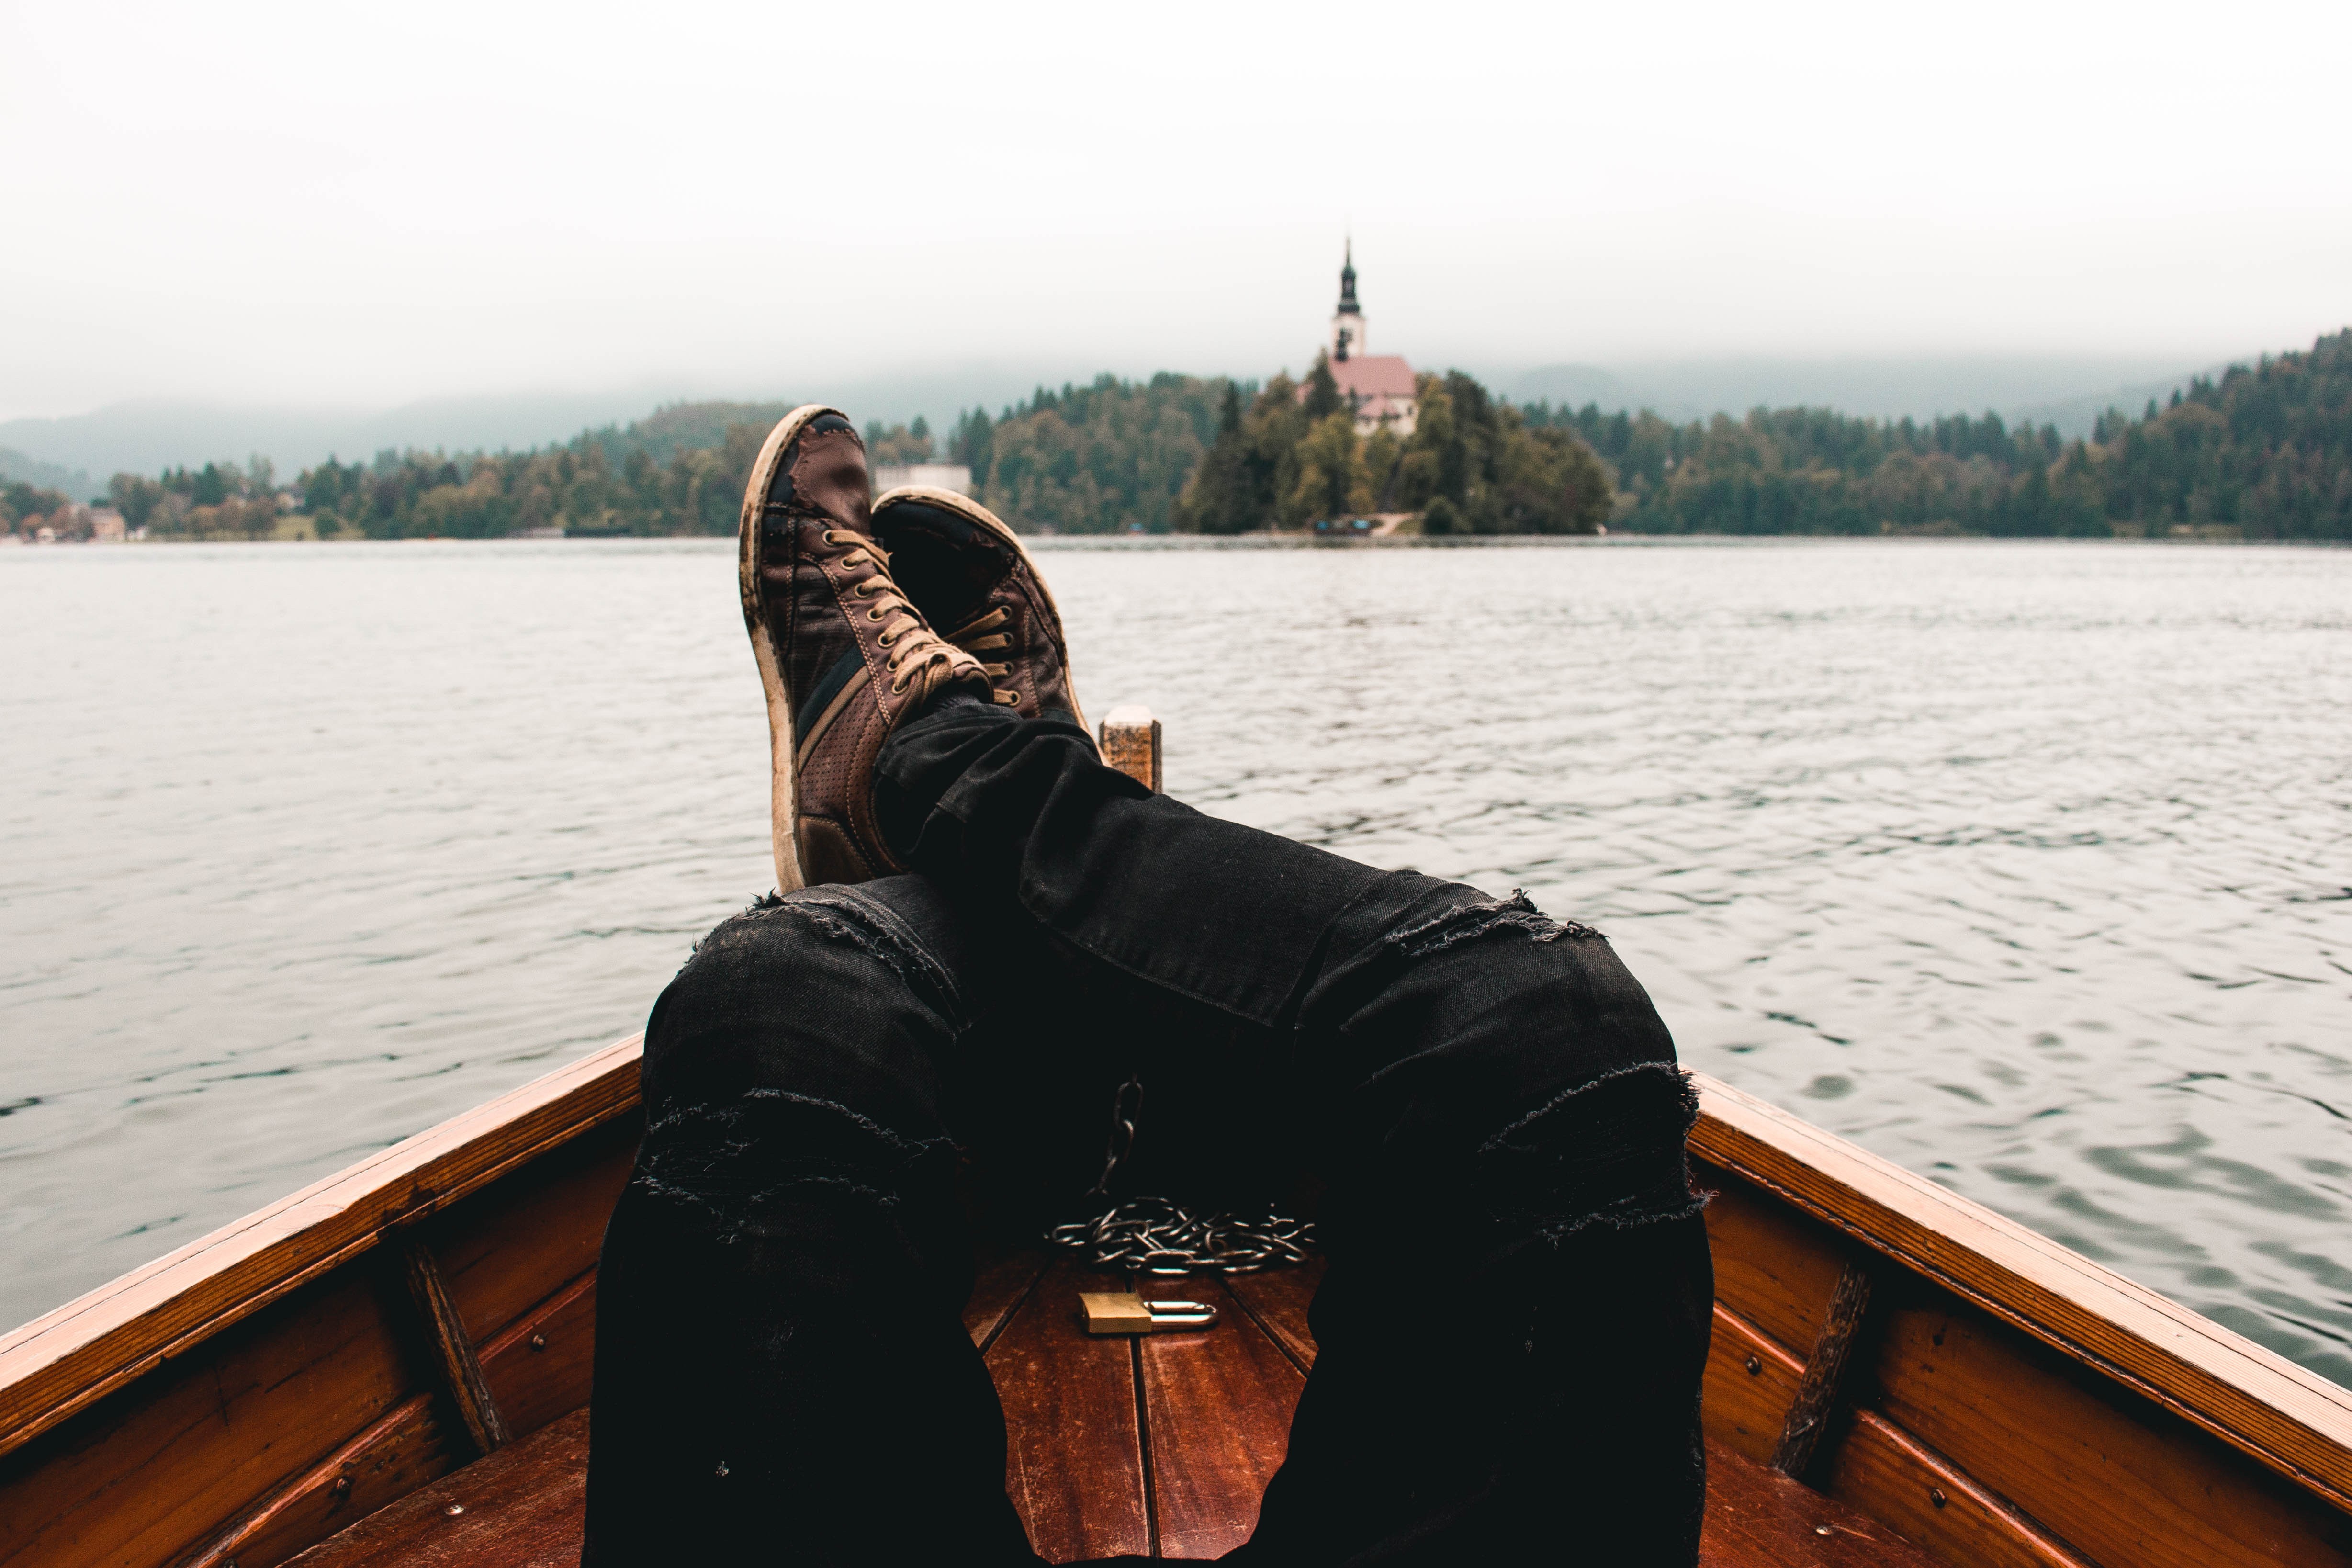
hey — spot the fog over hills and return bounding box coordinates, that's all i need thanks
[0,352,2241,492]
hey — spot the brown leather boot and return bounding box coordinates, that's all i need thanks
[868,485,1092,736]
[737,408,989,891]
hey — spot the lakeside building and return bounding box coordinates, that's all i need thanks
[872,461,974,496]
[1311,243,1418,438]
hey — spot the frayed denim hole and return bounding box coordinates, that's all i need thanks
[1472,1064,1707,1245]
[635,1088,961,1247]
[1388,889,1601,960]
[679,889,969,1030]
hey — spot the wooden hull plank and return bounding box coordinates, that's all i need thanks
[1857,1294,2352,1568]
[0,1036,646,1466]
[1139,1277,1308,1559]
[985,1259,1150,1561]
[1700,1437,1946,1567]
[281,1408,587,1568]
[1704,1302,1807,1467]
[1692,1072,2352,1512]
[1217,1261,1324,1375]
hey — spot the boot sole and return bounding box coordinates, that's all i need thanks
[870,483,1093,741]
[738,404,846,893]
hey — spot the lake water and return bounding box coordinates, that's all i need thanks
[3,538,2349,1385]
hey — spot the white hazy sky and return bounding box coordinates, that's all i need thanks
[4,0,2348,421]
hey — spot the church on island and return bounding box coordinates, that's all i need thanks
[1313,243,1418,437]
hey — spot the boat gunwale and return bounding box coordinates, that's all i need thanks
[5,1044,2350,1528]
[1693,1072,2352,1511]
[0,1033,644,1464]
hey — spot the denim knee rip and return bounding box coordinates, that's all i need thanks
[1388,889,1601,959]
[633,1088,960,1247]
[690,886,969,1030]
[1473,1064,1707,1244]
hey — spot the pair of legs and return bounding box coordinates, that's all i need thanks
[584,701,1713,1564]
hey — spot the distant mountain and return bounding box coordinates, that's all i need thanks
[0,446,93,497]
[0,363,1092,484]
[1502,355,2204,437]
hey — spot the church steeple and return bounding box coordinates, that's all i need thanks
[1330,240,1365,361]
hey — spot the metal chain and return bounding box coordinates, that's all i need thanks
[1046,1073,1318,1274]
[1047,1196,1317,1275]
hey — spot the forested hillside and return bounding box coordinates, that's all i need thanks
[1547,329,2351,538]
[68,329,2351,541]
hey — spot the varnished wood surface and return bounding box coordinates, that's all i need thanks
[0,1035,645,1464]
[401,1242,510,1459]
[283,1409,587,1568]
[274,1263,1965,1568]
[985,1260,1151,1561]
[1775,1259,1875,1478]
[1139,1279,1305,1558]
[1692,1071,2352,1512]
[1702,1438,1948,1568]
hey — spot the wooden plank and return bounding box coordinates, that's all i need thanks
[964,1247,1050,1352]
[984,1259,1149,1561]
[1692,1072,2352,1511]
[283,1407,587,1568]
[428,1125,635,1350]
[0,1269,431,1568]
[1820,1410,2092,1568]
[1704,1304,1807,1467]
[401,1242,511,1458]
[1140,1278,1308,1559]
[1700,1437,1946,1568]
[1217,1261,1323,1375]
[0,1035,646,1463]
[1098,705,1162,792]
[1773,1260,1874,1479]
[477,1271,597,1443]
[170,1394,451,1568]
[1861,1292,2352,1568]
[1698,1162,1851,1365]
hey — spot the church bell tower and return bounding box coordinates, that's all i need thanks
[1329,241,1366,362]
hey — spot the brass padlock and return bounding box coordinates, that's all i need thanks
[1079,1292,1219,1334]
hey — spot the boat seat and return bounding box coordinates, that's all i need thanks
[286,1252,1947,1566]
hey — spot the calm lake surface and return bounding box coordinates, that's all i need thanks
[4,538,2349,1382]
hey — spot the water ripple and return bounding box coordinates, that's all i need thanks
[3,538,2349,1388]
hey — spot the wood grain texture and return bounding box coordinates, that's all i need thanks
[428,1126,635,1351]
[1773,1260,1874,1479]
[171,1394,451,1568]
[1699,1162,1852,1365]
[1140,1279,1308,1559]
[1217,1261,1324,1375]
[401,1242,511,1458]
[984,1260,1149,1562]
[1820,1409,2092,1568]
[0,1035,645,1463]
[964,1247,1050,1351]
[476,1271,596,1443]
[1704,1304,1807,1467]
[0,1268,426,1568]
[1700,1438,1946,1568]
[1693,1071,2352,1512]
[1865,1294,2352,1568]
[1098,707,1162,792]
[283,1408,588,1568]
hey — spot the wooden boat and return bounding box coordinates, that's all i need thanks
[6,714,2352,1568]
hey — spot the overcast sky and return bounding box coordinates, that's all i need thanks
[4,0,2348,422]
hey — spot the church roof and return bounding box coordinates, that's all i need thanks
[1328,355,1416,400]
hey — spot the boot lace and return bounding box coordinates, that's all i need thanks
[945,606,1022,707]
[823,530,979,698]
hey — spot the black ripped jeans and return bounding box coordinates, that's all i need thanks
[583,704,1713,1566]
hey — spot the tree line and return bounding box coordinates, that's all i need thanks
[39,328,2351,542]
